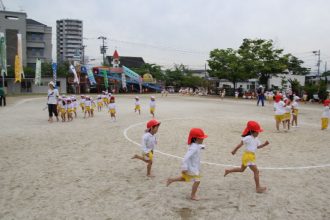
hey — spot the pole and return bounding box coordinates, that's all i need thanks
[98,36,108,66]
[81,45,86,65]
[317,50,321,77]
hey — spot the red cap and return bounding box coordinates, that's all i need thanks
[110,96,115,100]
[187,128,208,144]
[274,95,282,103]
[324,99,330,106]
[242,121,264,136]
[147,119,161,129]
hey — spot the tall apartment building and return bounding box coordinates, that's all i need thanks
[0,10,52,69]
[56,19,83,63]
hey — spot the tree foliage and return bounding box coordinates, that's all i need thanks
[208,48,247,89]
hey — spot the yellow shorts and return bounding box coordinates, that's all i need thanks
[150,107,155,113]
[293,109,299,116]
[142,151,153,161]
[85,106,91,111]
[60,108,66,114]
[135,105,141,110]
[67,108,73,113]
[182,173,200,182]
[242,151,256,166]
[275,114,284,122]
[109,109,116,114]
[80,103,85,108]
[73,107,77,112]
[283,112,291,120]
[103,98,108,103]
[321,118,329,130]
[98,102,103,107]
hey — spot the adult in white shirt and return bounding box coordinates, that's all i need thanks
[47,81,59,122]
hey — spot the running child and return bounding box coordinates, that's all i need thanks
[291,96,300,127]
[166,128,208,201]
[67,98,74,122]
[108,96,116,121]
[273,94,285,131]
[150,96,156,117]
[283,97,292,131]
[59,97,67,122]
[321,99,330,130]
[84,96,92,118]
[80,95,86,112]
[97,95,103,112]
[224,121,269,193]
[72,96,78,118]
[131,119,161,177]
[134,96,141,115]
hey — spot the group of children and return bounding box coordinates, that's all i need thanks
[273,93,300,131]
[132,119,269,200]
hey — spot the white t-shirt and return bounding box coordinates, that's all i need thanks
[141,132,157,153]
[108,103,116,110]
[242,135,261,153]
[292,101,299,110]
[47,89,59,104]
[182,143,203,176]
[84,100,91,107]
[80,98,86,104]
[322,106,330,118]
[68,103,73,109]
[285,104,292,113]
[135,101,140,106]
[274,101,285,115]
[150,100,156,108]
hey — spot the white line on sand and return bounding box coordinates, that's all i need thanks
[123,117,330,170]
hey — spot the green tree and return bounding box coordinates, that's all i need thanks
[208,48,246,90]
[286,55,310,75]
[238,39,288,88]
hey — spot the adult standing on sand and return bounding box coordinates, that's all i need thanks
[256,85,265,106]
[47,81,59,122]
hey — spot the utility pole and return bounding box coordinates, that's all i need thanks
[81,45,86,64]
[313,50,321,78]
[325,61,327,73]
[98,36,107,65]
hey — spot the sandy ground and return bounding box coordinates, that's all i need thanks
[0,94,329,220]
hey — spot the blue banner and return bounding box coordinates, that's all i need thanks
[85,65,96,85]
[52,63,57,85]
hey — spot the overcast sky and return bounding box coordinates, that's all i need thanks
[4,0,330,72]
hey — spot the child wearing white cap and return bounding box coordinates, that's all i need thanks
[97,95,103,112]
[134,96,141,115]
[150,96,156,117]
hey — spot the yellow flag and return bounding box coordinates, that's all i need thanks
[15,55,21,83]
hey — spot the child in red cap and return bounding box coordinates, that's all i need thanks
[166,128,208,201]
[321,99,330,130]
[131,119,161,177]
[224,121,269,193]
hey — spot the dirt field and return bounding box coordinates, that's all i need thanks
[0,94,329,220]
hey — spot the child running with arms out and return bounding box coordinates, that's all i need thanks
[166,128,208,201]
[131,119,161,177]
[224,121,269,193]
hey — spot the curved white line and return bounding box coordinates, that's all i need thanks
[123,117,330,170]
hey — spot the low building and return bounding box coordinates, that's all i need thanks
[5,77,67,95]
[218,78,259,91]
[268,73,305,90]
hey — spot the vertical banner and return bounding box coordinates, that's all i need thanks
[17,33,24,78]
[69,64,79,84]
[85,65,96,85]
[52,63,57,85]
[101,70,108,89]
[121,73,127,89]
[0,32,7,76]
[35,58,41,85]
[15,55,21,82]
